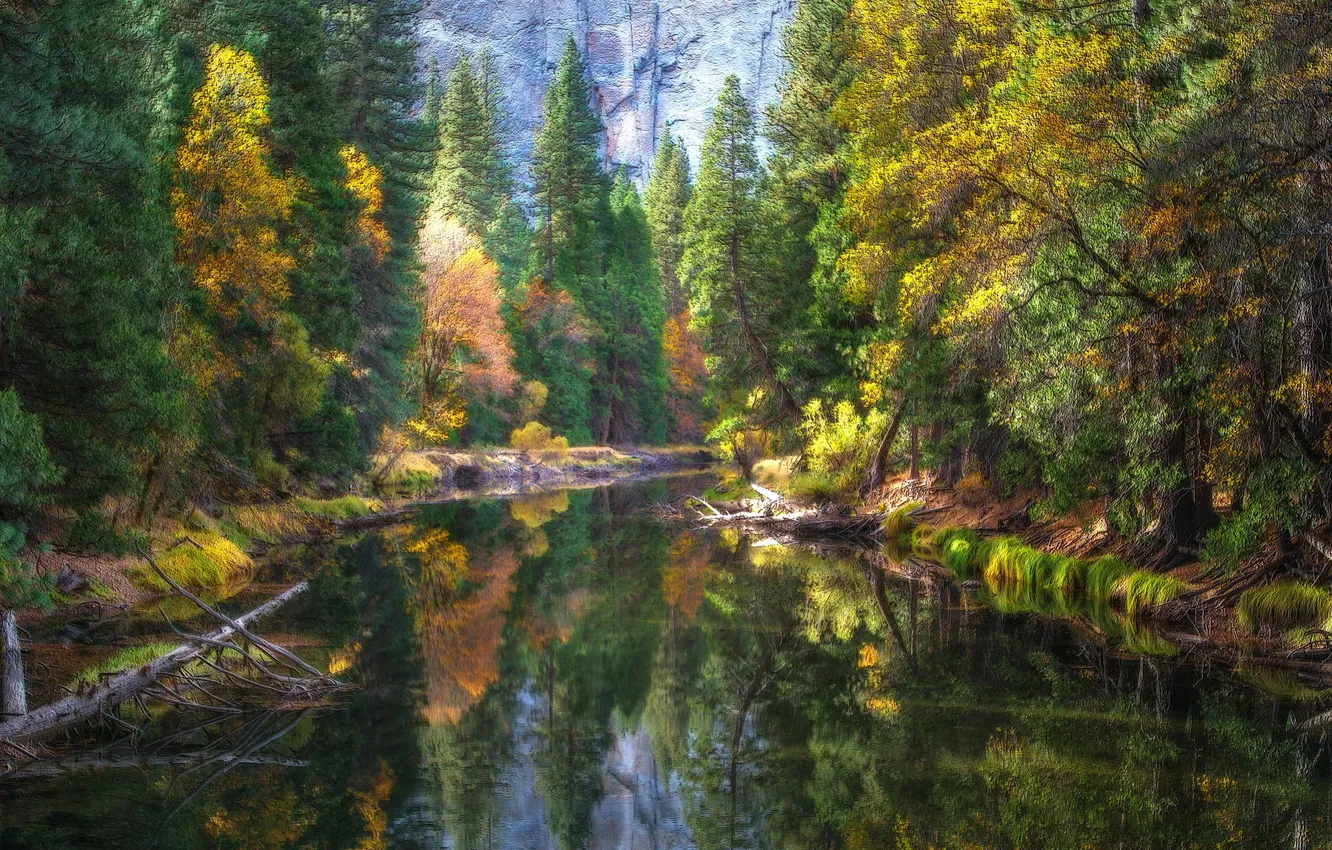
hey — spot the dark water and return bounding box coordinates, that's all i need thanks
[4,475,1332,849]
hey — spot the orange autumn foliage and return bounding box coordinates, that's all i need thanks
[413,214,518,442]
[405,526,518,725]
[662,309,708,442]
[662,533,714,622]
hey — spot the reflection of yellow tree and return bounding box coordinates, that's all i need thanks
[352,758,395,850]
[662,534,713,622]
[509,490,569,560]
[205,782,311,846]
[407,526,518,725]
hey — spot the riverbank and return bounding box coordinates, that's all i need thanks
[686,465,1332,683]
[10,445,713,702]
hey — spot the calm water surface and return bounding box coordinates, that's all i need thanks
[3,475,1331,848]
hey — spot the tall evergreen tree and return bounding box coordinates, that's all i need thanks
[526,38,609,442]
[644,133,692,316]
[531,37,609,294]
[683,76,802,424]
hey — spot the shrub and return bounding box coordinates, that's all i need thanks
[510,421,570,460]
[788,471,843,505]
[798,399,886,496]
[66,511,149,556]
[706,416,770,480]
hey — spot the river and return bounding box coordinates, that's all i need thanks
[2,473,1330,848]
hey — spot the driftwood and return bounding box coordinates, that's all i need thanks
[0,582,308,744]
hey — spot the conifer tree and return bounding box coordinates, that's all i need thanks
[645,133,708,441]
[683,76,802,424]
[531,37,609,293]
[644,133,693,316]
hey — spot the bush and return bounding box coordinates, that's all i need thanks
[798,399,886,496]
[510,422,570,460]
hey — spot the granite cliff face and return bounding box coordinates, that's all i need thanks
[419,0,794,182]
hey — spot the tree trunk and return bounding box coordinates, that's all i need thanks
[908,423,920,480]
[2,610,25,719]
[862,398,907,495]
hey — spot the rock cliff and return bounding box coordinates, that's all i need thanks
[419,0,794,182]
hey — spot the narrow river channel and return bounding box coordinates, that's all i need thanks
[3,473,1330,848]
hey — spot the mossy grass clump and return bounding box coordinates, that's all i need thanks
[1114,571,1189,616]
[131,530,254,596]
[935,528,981,577]
[293,495,378,520]
[905,528,1186,617]
[1084,556,1134,601]
[1236,580,1332,635]
[881,500,925,537]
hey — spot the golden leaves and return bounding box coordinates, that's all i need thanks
[340,145,390,263]
[172,45,294,325]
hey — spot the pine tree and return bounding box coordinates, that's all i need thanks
[432,54,496,232]
[644,133,692,316]
[531,37,609,293]
[683,76,801,424]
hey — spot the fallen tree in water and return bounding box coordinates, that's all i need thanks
[0,570,338,748]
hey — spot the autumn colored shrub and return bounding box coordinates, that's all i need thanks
[510,422,570,460]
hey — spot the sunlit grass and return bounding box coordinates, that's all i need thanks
[881,500,925,537]
[1114,571,1189,617]
[71,642,178,687]
[906,526,1186,619]
[130,530,254,596]
[1236,580,1332,635]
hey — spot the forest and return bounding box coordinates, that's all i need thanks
[3,0,1332,607]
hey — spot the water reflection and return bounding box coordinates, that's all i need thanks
[3,476,1332,848]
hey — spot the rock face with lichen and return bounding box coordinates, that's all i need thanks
[419,0,793,183]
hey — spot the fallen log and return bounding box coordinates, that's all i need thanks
[0,582,308,745]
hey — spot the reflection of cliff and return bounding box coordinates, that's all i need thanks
[419,0,795,181]
[408,527,519,725]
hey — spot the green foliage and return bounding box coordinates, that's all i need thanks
[799,398,886,495]
[0,389,61,513]
[0,522,55,611]
[66,513,150,557]
[881,500,924,537]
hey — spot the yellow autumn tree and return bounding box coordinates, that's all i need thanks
[340,144,390,264]
[173,45,295,326]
